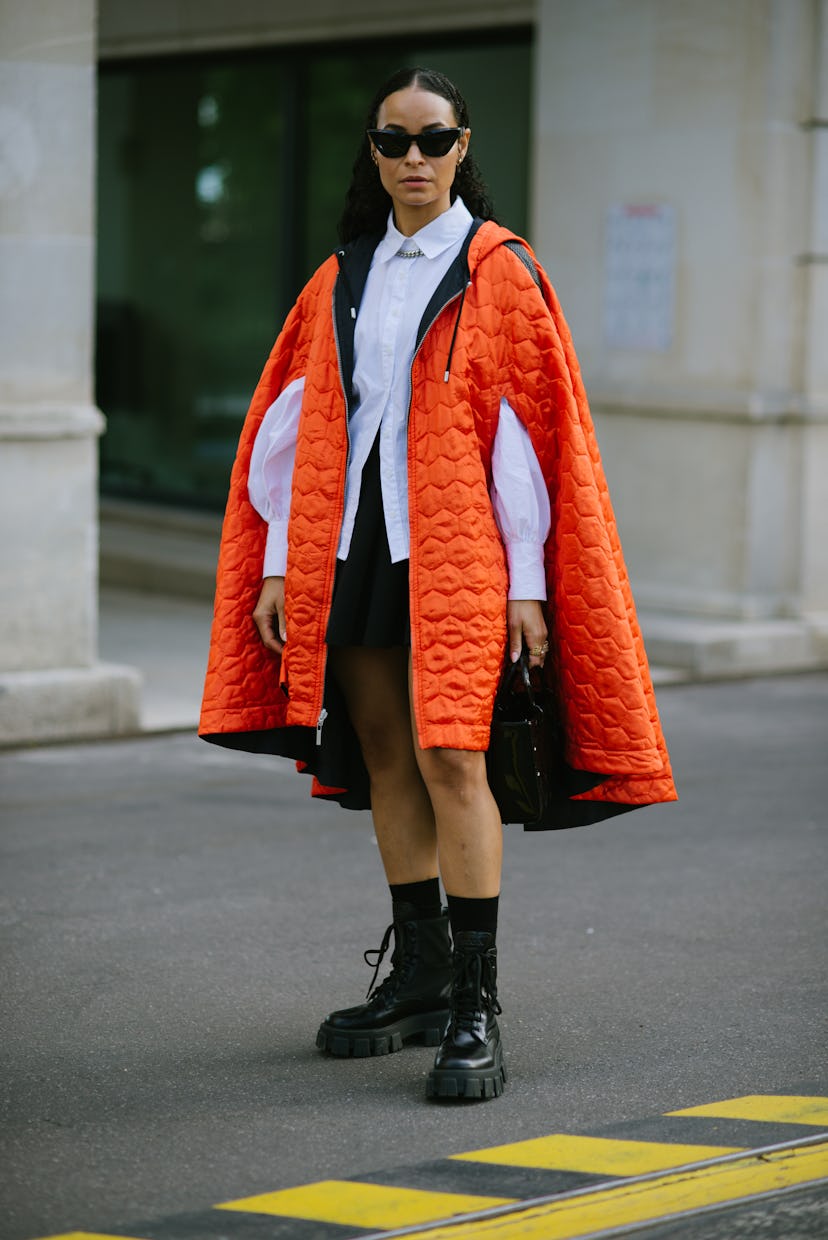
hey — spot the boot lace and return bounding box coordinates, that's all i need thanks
[362,922,417,1000]
[451,946,502,1033]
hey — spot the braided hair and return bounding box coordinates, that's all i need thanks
[338,67,496,244]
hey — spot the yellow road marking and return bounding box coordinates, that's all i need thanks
[216,1179,515,1226]
[394,1140,828,1239]
[452,1133,741,1175]
[668,1093,828,1127]
[32,1096,828,1240]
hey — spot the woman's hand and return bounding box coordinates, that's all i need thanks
[507,599,548,669]
[252,576,286,654]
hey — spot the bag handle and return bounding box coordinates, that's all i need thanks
[496,650,540,711]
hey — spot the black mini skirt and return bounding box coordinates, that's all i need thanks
[325,433,410,648]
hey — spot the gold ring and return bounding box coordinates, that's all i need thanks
[530,642,549,657]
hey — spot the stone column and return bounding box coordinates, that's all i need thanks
[0,0,139,743]
[800,0,828,635]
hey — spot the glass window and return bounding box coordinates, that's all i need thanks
[97,32,532,509]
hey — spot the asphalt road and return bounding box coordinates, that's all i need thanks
[1,673,826,1239]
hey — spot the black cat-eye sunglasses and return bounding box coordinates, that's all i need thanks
[367,128,463,159]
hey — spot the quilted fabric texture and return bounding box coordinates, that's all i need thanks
[200,223,676,814]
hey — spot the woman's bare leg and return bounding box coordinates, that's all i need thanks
[328,646,438,884]
[318,647,452,1060]
[407,657,502,898]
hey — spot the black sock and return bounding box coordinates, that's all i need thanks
[446,894,499,938]
[390,877,442,922]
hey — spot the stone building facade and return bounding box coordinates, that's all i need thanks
[533,1,828,676]
[1,0,825,742]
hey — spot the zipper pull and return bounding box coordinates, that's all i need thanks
[316,707,328,746]
[443,280,470,382]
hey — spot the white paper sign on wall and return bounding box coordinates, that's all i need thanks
[603,204,676,352]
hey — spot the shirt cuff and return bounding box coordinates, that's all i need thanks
[505,540,547,601]
[262,521,288,577]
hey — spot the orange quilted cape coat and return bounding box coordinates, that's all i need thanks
[200,220,676,828]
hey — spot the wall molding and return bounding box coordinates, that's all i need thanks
[98,3,534,59]
[0,404,105,440]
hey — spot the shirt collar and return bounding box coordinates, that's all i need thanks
[374,197,473,263]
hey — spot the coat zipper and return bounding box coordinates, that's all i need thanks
[406,281,468,740]
[315,258,354,746]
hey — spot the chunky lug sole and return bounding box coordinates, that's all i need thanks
[316,1009,449,1058]
[426,1045,507,1100]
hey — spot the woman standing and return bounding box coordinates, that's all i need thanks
[201,67,676,1102]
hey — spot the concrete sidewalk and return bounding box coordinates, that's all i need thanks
[98,586,215,732]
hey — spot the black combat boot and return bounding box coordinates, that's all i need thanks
[316,908,452,1058]
[426,930,506,1099]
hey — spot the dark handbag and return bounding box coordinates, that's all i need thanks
[486,652,558,826]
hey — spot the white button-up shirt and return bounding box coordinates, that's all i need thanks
[249,198,550,599]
